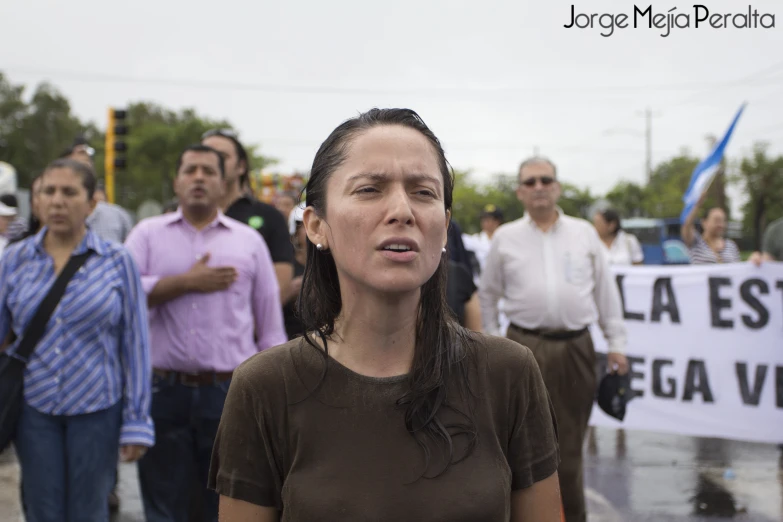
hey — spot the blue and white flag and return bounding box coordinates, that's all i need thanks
[680,104,747,223]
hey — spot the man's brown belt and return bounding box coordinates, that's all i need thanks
[509,323,589,341]
[153,369,233,387]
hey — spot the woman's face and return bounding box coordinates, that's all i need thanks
[305,125,450,296]
[39,167,95,235]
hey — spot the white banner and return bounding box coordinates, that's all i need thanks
[589,263,783,444]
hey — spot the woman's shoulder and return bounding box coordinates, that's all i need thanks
[235,338,301,382]
[466,332,538,380]
[231,337,326,407]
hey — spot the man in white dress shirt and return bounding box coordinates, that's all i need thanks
[479,156,629,522]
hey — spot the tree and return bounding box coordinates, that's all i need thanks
[451,171,525,234]
[643,153,701,218]
[0,73,84,187]
[97,103,279,210]
[736,143,783,249]
[0,72,277,212]
[558,182,596,219]
[604,181,647,217]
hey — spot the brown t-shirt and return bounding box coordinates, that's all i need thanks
[208,334,559,521]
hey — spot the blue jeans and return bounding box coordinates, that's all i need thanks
[138,373,231,522]
[15,400,122,522]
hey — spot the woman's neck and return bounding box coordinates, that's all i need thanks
[704,232,724,250]
[326,286,420,378]
[601,232,617,247]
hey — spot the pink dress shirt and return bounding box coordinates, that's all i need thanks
[124,210,287,372]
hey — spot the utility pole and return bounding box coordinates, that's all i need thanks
[636,107,661,185]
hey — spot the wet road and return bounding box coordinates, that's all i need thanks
[2,427,781,521]
[584,428,782,521]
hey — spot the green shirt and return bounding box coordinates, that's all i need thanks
[762,217,783,261]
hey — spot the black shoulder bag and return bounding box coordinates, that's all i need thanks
[0,252,92,452]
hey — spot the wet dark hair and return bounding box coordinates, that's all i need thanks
[600,208,622,236]
[43,159,97,200]
[175,144,226,178]
[297,108,478,478]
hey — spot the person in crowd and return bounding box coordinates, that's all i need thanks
[8,173,44,244]
[86,183,135,244]
[282,202,306,340]
[61,137,95,166]
[0,159,153,522]
[462,204,509,333]
[750,216,783,265]
[479,156,628,522]
[61,136,137,511]
[274,191,298,222]
[124,144,287,522]
[201,129,294,302]
[462,203,504,279]
[592,208,644,265]
[59,139,135,244]
[446,217,474,278]
[0,193,26,241]
[0,198,18,253]
[589,207,640,454]
[209,108,562,521]
[682,192,741,264]
[446,259,482,332]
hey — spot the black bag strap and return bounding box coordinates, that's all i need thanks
[12,251,93,364]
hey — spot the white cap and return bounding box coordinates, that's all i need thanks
[288,203,306,236]
[0,201,16,217]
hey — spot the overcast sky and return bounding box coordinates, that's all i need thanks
[2,0,781,216]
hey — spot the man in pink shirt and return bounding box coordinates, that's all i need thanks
[124,143,287,522]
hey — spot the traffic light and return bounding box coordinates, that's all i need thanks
[104,108,128,204]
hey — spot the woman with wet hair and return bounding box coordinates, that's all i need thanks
[209,108,561,521]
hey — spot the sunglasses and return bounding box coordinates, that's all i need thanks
[520,176,555,187]
[201,128,238,140]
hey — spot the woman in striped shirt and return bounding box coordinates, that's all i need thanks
[682,192,741,264]
[0,159,153,522]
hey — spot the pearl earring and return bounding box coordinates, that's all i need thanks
[316,243,323,251]
[442,247,447,253]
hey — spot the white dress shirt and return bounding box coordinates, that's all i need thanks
[479,210,627,354]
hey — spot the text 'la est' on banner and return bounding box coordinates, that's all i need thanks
[589,263,783,445]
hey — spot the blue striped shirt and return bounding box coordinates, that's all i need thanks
[0,228,154,447]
